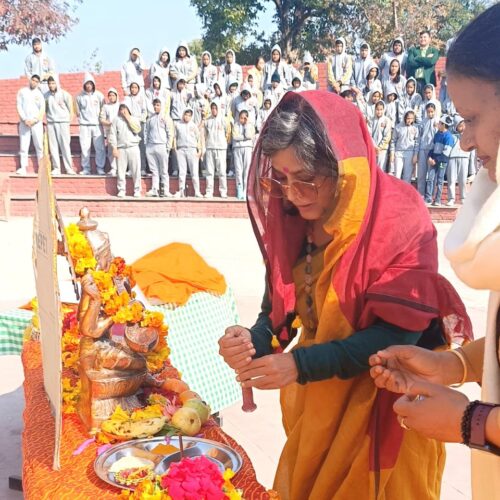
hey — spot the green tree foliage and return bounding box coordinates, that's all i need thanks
[190,0,489,61]
[0,0,81,50]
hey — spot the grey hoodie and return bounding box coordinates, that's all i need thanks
[108,109,141,149]
[150,47,172,90]
[379,37,407,79]
[419,114,439,150]
[205,104,230,150]
[169,42,198,83]
[175,120,200,149]
[263,44,288,90]
[391,110,420,152]
[327,37,353,87]
[121,48,146,93]
[398,77,422,124]
[351,43,374,89]
[420,84,442,122]
[45,81,73,123]
[220,49,243,92]
[76,72,105,126]
[369,101,392,150]
[170,80,191,121]
[197,51,218,91]
[145,112,172,146]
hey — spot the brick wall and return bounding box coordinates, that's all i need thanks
[0,58,446,135]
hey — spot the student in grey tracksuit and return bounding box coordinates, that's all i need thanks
[145,99,173,198]
[378,37,407,80]
[45,76,74,175]
[150,48,172,91]
[99,88,120,176]
[351,42,374,90]
[75,72,106,175]
[369,101,392,171]
[108,103,142,198]
[390,110,419,182]
[220,49,244,92]
[169,42,198,91]
[124,81,148,173]
[24,37,56,94]
[398,77,422,124]
[197,51,218,92]
[204,102,230,198]
[446,115,476,205]
[121,48,146,95]
[16,74,45,175]
[417,102,438,196]
[231,110,255,200]
[174,109,202,197]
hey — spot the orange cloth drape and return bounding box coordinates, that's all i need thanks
[21,340,268,499]
[131,243,227,306]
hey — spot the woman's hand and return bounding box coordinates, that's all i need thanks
[393,380,469,442]
[237,353,298,390]
[369,345,463,394]
[218,325,255,371]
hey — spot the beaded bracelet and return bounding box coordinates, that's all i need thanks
[461,400,480,445]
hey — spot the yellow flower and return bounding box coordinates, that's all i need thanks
[271,335,280,349]
[291,315,302,329]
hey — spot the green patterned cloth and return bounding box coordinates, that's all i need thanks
[152,287,242,413]
[0,308,33,356]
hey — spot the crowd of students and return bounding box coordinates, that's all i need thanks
[17,33,475,204]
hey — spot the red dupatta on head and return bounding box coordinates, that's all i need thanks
[247,90,472,346]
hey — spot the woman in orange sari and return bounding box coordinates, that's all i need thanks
[219,90,472,499]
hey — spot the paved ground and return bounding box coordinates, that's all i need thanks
[0,216,487,499]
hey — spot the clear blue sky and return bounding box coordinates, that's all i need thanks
[0,0,274,79]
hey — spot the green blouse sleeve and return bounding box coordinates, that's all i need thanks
[249,288,274,358]
[292,321,423,384]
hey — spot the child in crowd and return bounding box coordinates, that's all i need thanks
[351,43,373,90]
[289,76,306,92]
[420,84,442,123]
[231,109,255,200]
[340,89,356,103]
[124,81,148,173]
[174,109,202,198]
[327,37,352,93]
[170,79,190,122]
[357,89,383,124]
[425,114,454,205]
[204,102,231,198]
[363,63,382,97]
[398,77,422,124]
[75,72,106,175]
[149,48,172,91]
[390,110,419,182]
[16,74,45,175]
[145,98,173,198]
[246,73,263,108]
[384,88,399,125]
[263,45,288,90]
[300,51,319,90]
[446,115,476,206]
[169,42,198,90]
[369,101,392,171]
[226,80,241,112]
[210,82,230,118]
[417,102,439,196]
[108,103,141,198]
[231,86,258,124]
[264,73,286,105]
[145,76,171,118]
[45,76,75,175]
[99,88,120,176]
[221,49,243,92]
[197,51,218,91]
[188,83,209,127]
[382,59,406,99]
[256,97,273,132]
[121,48,145,95]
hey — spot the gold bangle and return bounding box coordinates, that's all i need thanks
[449,348,467,388]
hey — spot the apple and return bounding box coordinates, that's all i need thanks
[179,390,202,405]
[171,407,201,436]
[183,399,211,424]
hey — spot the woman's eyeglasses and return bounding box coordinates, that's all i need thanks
[260,175,327,201]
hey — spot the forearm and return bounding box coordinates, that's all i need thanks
[292,321,423,384]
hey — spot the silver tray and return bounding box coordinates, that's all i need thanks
[94,436,243,491]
